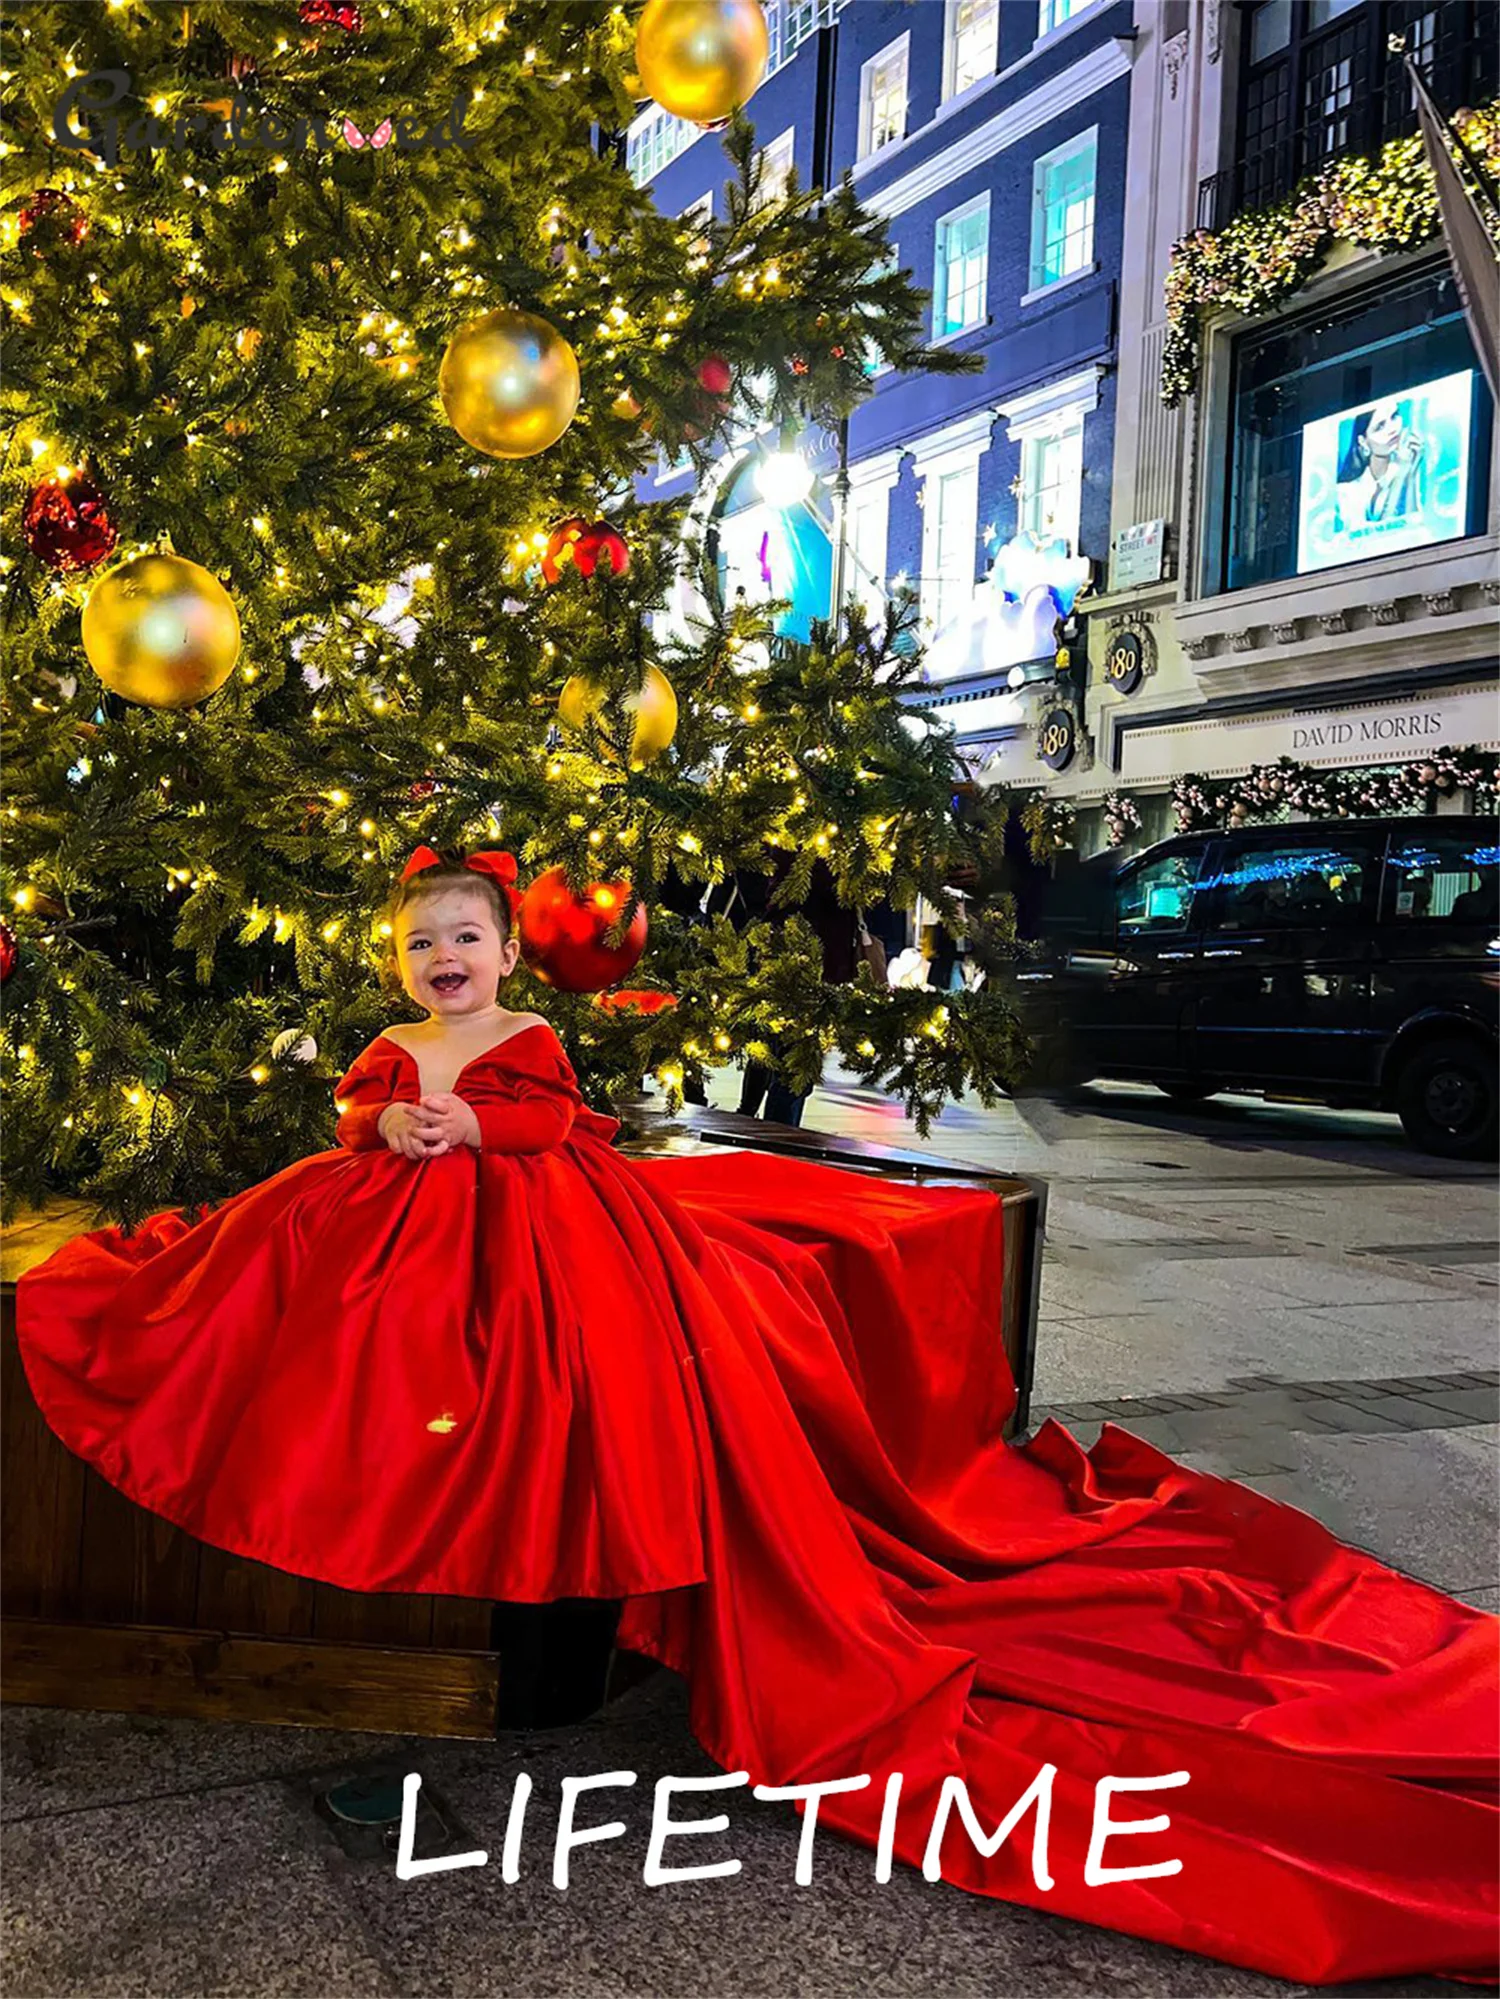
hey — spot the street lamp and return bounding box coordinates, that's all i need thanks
[756,442,814,508]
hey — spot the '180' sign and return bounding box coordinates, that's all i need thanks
[1104,633,1144,696]
[1038,710,1076,772]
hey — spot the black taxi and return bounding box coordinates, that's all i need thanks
[1015,816,1499,1158]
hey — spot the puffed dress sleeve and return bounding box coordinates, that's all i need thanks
[469,1024,626,1155]
[470,1028,582,1155]
[332,1040,402,1151]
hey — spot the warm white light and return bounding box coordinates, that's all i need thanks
[755,450,814,509]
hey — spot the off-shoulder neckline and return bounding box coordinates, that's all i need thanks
[374,1020,550,1094]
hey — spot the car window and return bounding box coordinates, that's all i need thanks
[1384,833,1500,923]
[1116,850,1205,937]
[1206,842,1372,931]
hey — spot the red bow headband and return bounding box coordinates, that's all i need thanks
[400,844,523,920]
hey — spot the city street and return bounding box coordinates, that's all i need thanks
[4,1078,1494,1999]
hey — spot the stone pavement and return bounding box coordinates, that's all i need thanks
[3,1077,1495,1997]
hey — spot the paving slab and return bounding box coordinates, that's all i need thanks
[1217,1427,1500,1595]
[0,1778,393,1997]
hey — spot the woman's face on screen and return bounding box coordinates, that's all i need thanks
[1365,401,1405,456]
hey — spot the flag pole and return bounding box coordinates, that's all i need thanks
[1401,47,1500,403]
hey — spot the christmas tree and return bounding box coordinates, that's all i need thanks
[2,0,1027,1228]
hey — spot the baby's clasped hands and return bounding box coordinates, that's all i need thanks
[378,1095,482,1160]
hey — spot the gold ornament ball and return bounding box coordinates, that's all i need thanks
[623,663,679,766]
[81,552,241,709]
[439,307,581,460]
[557,672,602,738]
[558,663,678,768]
[635,0,769,124]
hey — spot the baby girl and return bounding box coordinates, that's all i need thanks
[368,844,544,1160]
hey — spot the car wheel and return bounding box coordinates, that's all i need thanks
[1156,1080,1221,1103]
[1395,1037,1498,1160]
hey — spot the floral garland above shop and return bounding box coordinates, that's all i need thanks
[1161,103,1500,407]
[1021,794,1077,861]
[1166,748,1500,836]
[1103,791,1144,848]
[1016,750,1497,861]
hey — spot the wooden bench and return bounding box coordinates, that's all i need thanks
[1,1110,1045,1738]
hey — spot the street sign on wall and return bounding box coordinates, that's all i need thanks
[1112,519,1166,591]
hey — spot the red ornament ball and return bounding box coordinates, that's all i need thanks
[23,473,118,573]
[408,774,437,800]
[519,868,648,993]
[298,0,363,30]
[696,355,732,398]
[0,923,15,986]
[19,188,89,250]
[541,516,631,586]
[592,988,677,1016]
[683,355,733,442]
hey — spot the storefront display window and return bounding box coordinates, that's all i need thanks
[712,454,832,642]
[1220,266,1492,593]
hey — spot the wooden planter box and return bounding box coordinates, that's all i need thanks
[1,1112,1045,1738]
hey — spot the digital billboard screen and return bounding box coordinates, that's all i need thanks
[1295,367,1474,575]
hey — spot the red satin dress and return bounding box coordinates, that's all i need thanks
[16,1024,1499,1985]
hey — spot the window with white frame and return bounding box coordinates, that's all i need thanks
[679,192,713,257]
[754,128,796,210]
[626,105,692,186]
[856,249,899,378]
[1029,129,1097,291]
[766,0,835,73]
[846,484,892,621]
[1038,0,1096,37]
[925,462,980,636]
[858,34,909,159]
[933,194,989,339]
[1018,417,1084,550]
[943,0,999,101]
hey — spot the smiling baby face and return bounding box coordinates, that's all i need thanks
[394,885,521,1019]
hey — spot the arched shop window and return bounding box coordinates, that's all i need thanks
[710,452,833,642]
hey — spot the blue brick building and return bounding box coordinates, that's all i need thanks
[629,0,1134,767]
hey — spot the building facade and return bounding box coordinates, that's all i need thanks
[630,0,1134,756]
[1013,0,1500,854]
